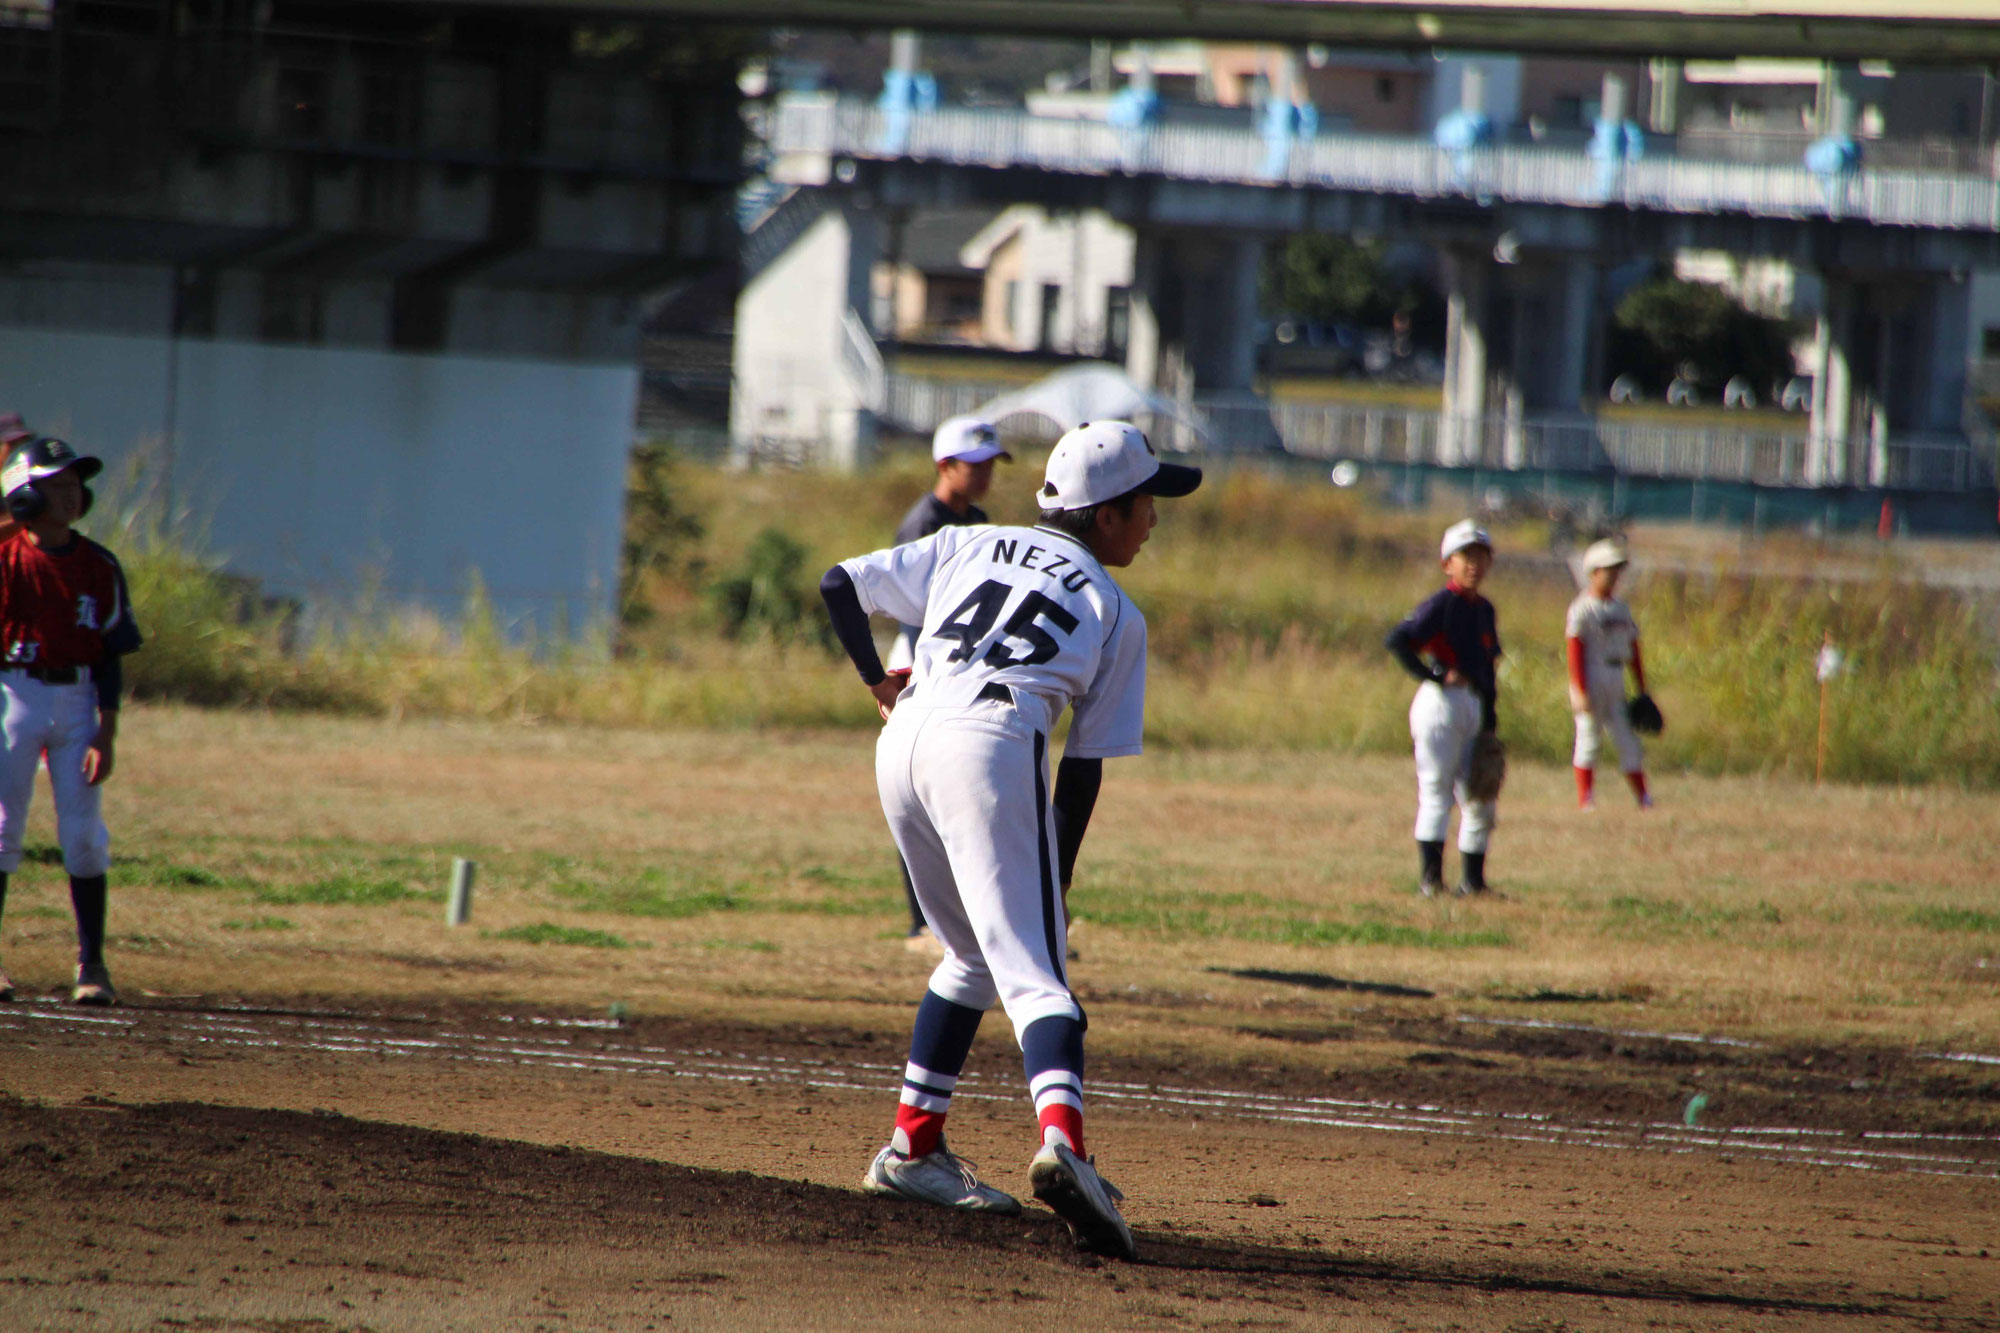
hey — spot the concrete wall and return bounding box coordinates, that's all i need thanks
[0,324,636,634]
[972,208,1135,355]
[730,204,877,464]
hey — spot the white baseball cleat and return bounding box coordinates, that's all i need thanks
[862,1141,1021,1214]
[1029,1141,1136,1260]
[71,962,116,1007]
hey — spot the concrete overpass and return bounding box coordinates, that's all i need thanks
[385,1,2000,61]
[740,94,1998,489]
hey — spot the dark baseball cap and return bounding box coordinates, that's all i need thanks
[2,437,102,498]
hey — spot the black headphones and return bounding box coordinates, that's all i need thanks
[3,437,100,522]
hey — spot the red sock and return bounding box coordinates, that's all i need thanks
[1626,771,1649,801]
[1037,1102,1085,1157]
[1575,766,1595,806]
[893,1103,947,1158]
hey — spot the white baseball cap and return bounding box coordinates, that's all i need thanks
[1439,519,1493,560]
[1582,538,1629,572]
[932,416,1010,464]
[1037,421,1202,511]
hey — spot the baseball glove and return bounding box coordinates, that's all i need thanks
[1627,693,1664,735]
[1465,732,1507,802]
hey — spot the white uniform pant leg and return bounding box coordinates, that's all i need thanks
[877,709,1000,1013]
[1411,683,1490,847]
[1578,675,1643,774]
[908,704,1079,1047]
[46,682,108,876]
[1409,683,1457,844]
[1592,676,1640,768]
[0,677,53,876]
[1446,691,1496,854]
[1572,704,1603,770]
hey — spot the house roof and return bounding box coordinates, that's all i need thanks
[895,208,1000,277]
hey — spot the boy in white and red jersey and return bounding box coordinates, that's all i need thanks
[0,437,143,1006]
[1567,539,1651,810]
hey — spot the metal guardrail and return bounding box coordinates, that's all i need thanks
[882,373,1997,492]
[775,99,2000,234]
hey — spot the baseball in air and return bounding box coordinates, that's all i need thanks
[1330,461,1361,488]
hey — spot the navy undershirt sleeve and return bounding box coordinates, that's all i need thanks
[1384,624,1445,686]
[1050,755,1103,888]
[95,654,122,714]
[818,566,886,687]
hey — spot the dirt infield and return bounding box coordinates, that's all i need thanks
[2,997,1995,1332]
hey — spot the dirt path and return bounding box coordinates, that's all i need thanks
[2,997,1994,1331]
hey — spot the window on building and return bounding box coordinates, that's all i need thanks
[1105,286,1131,359]
[1981,326,2000,358]
[1039,284,1062,351]
[1375,75,1395,104]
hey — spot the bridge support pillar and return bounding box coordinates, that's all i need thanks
[1126,230,1277,449]
[731,195,882,469]
[1809,276,1865,486]
[1441,247,1500,466]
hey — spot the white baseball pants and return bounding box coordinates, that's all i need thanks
[1573,675,1644,774]
[1409,682,1495,854]
[876,698,1080,1046]
[0,673,109,876]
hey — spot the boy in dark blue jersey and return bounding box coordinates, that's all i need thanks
[1385,520,1502,898]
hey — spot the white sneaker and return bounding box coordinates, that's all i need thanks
[862,1141,1020,1215]
[71,962,116,1007]
[1029,1141,1136,1260]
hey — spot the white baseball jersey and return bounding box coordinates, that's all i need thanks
[1567,592,1644,772]
[1565,593,1639,682]
[840,524,1147,758]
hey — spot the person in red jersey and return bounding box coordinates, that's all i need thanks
[0,437,142,1006]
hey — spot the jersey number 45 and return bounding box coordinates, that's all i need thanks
[935,579,1080,668]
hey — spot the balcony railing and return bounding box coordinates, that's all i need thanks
[881,374,1997,493]
[773,98,2000,234]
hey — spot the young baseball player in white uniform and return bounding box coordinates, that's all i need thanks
[1567,539,1651,810]
[819,421,1200,1261]
[1385,520,1503,898]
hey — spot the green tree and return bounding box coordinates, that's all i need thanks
[704,527,827,645]
[1609,276,1797,395]
[620,442,704,630]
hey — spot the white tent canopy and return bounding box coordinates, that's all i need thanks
[972,363,1204,443]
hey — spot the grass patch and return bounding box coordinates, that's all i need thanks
[252,876,419,907]
[486,922,633,949]
[555,872,743,919]
[222,916,296,932]
[136,862,243,890]
[10,906,66,921]
[704,938,779,953]
[1074,887,1509,950]
[1606,895,1783,932]
[1910,906,2000,935]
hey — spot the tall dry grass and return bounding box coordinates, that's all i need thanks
[104,447,2000,785]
